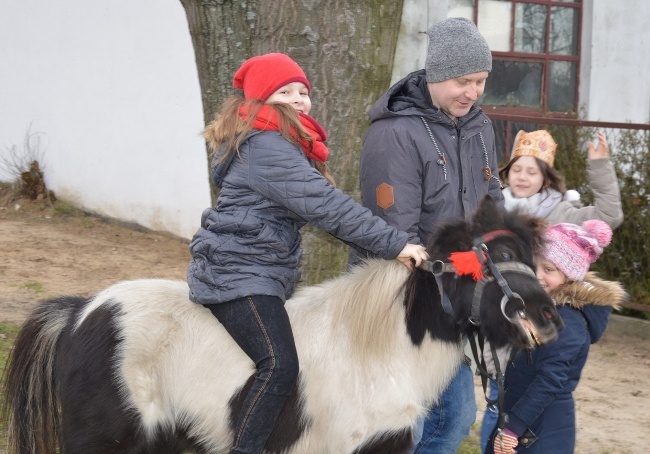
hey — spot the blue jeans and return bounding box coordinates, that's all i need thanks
[480,380,500,453]
[207,295,299,454]
[412,362,477,454]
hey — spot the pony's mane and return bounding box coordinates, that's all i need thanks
[292,260,411,361]
[426,201,545,261]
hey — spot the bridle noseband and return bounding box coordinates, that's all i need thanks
[420,229,537,325]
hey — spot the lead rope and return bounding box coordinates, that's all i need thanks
[490,340,509,437]
[469,332,509,448]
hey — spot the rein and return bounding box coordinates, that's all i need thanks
[468,332,510,435]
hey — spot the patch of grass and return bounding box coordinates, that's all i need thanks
[0,323,20,375]
[458,423,482,453]
[81,217,95,228]
[52,200,80,216]
[0,323,19,453]
[22,280,43,293]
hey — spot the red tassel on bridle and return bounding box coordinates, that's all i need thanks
[449,251,485,281]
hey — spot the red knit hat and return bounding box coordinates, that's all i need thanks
[233,53,311,101]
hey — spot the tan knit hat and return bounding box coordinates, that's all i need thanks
[511,130,557,167]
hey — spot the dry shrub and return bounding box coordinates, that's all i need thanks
[0,129,55,202]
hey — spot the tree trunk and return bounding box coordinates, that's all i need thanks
[181,0,404,284]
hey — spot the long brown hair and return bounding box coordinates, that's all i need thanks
[499,155,566,194]
[203,97,335,185]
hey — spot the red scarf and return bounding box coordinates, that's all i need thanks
[239,104,329,162]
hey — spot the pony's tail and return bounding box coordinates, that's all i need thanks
[2,296,85,454]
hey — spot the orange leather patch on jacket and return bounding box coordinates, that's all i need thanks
[376,183,394,209]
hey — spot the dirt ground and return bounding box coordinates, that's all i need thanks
[1,193,649,453]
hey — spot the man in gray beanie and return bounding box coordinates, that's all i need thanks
[348,17,503,454]
[426,17,493,83]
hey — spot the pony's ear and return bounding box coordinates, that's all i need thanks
[472,195,500,227]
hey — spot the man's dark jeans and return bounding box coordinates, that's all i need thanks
[207,295,299,454]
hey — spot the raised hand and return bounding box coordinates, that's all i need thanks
[587,131,609,160]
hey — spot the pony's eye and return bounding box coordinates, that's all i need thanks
[500,251,513,260]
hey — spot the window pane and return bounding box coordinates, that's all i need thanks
[550,6,579,55]
[514,3,546,53]
[481,60,543,108]
[548,60,576,111]
[478,0,512,52]
[553,0,580,3]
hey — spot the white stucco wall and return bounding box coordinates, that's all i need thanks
[393,0,650,125]
[581,0,650,123]
[392,0,473,86]
[0,1,210,239]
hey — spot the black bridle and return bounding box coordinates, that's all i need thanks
[420,229,536,324]
[420,228,538,441]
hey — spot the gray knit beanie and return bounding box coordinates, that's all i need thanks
[426,17,492,83]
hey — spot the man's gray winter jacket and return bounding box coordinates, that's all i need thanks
[352,69,504,261]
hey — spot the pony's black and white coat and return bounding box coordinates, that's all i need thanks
[3,197,563,454]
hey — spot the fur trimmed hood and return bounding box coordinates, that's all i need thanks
[551,272,628,310]
[551,272,628,344]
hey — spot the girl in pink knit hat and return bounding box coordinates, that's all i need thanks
[481,128,625,451]
[187,53,428,454]
[486,220,627,454]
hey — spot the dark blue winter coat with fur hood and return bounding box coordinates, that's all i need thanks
[486,273,627,453]
[187,130,408,305]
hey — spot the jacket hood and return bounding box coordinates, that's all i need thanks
[551,272,628,343]
[211,131,263,188]
[367,69,483,127]
[211,150,234,189]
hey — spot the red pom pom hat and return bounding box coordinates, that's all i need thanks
[233,53,311,101]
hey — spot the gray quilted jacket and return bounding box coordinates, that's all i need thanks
[187,130,408,305]
[545,158,624,228]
